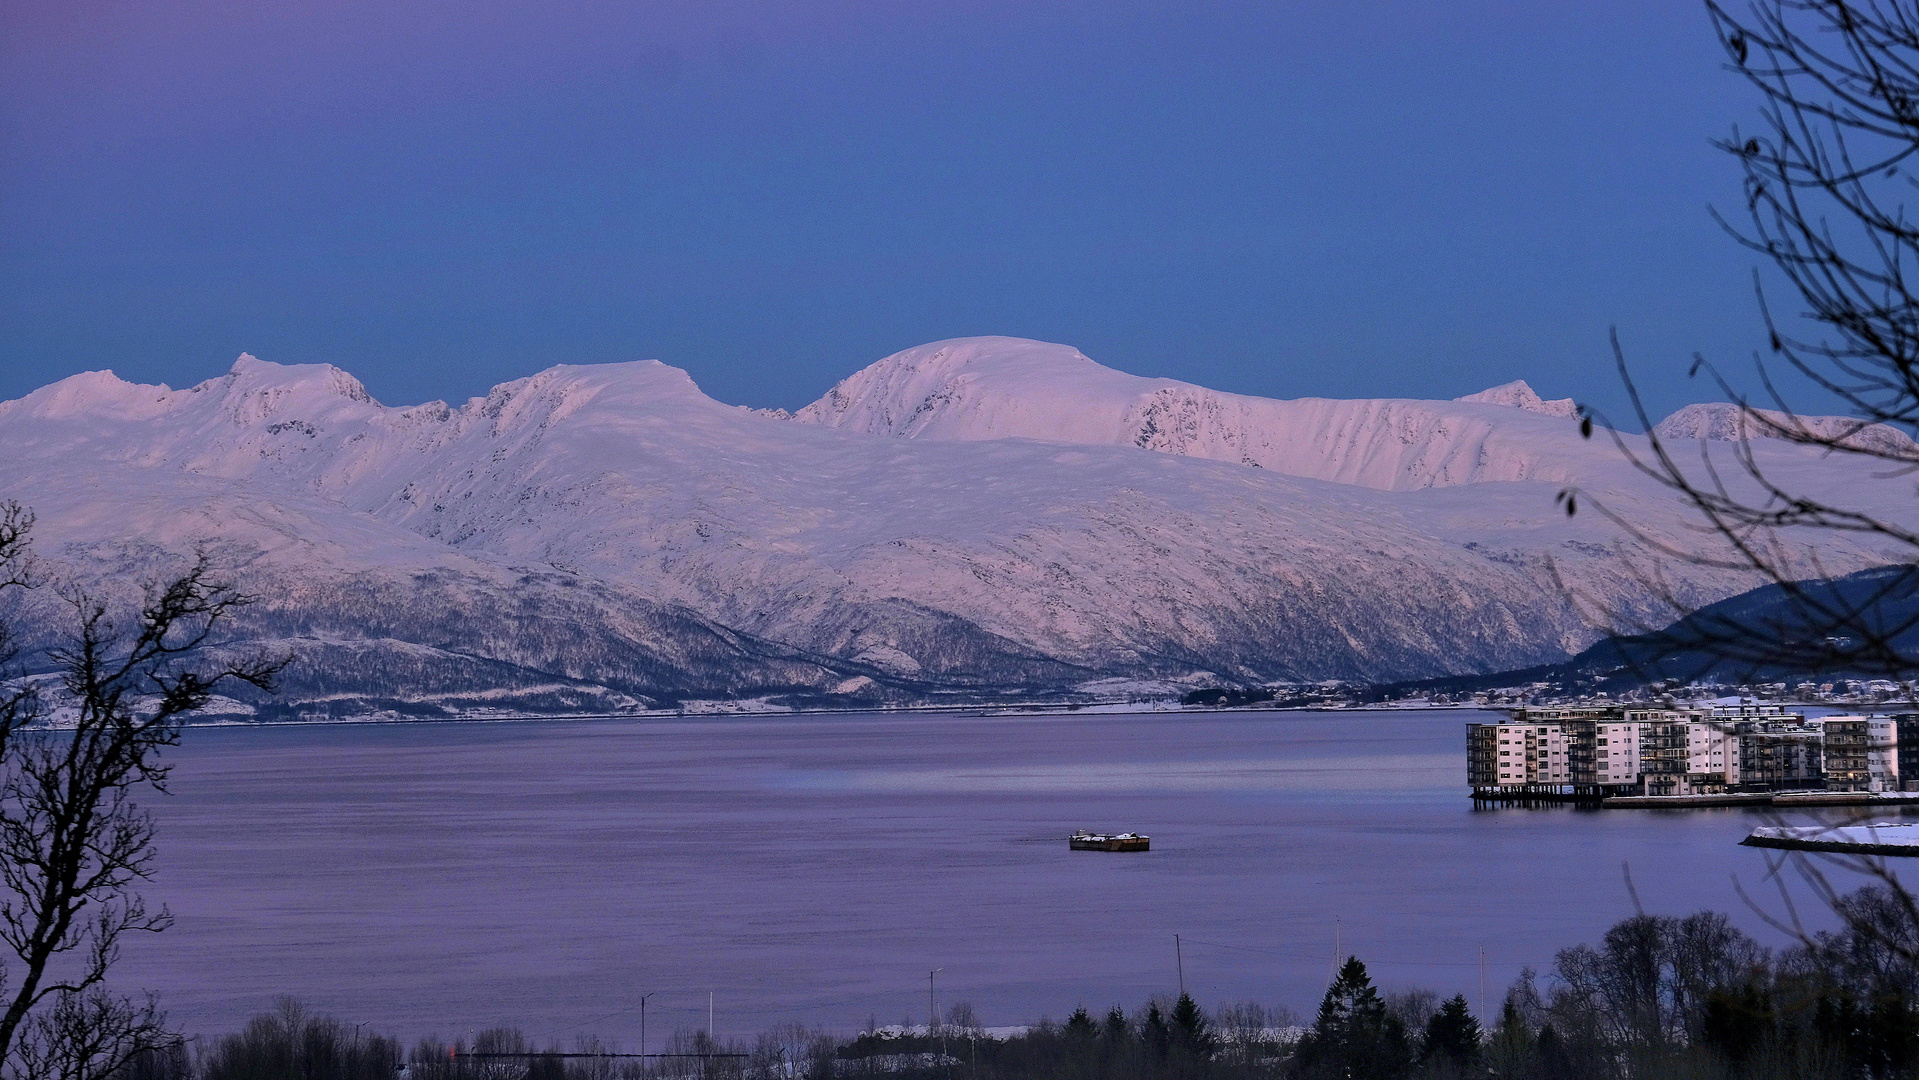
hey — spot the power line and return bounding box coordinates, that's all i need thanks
[1180,937,1550,969]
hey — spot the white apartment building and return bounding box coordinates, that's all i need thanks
[1468,704,1846,797]
[1474,722,1570,786]
[1814,715,1901,792]
[1685,722,1741,789]
[1593,722,1641,785]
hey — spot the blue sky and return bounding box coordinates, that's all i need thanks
[2,1,1778,422]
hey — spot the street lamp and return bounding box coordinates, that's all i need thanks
[930,968,946,1067]
[639,992,656,1073]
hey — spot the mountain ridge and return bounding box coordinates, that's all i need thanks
[1,337,1907,717]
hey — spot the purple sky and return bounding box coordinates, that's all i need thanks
[3,2,1777,421]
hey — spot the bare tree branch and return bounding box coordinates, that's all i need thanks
[1559,3,1919,688]
[0,523,287,1079]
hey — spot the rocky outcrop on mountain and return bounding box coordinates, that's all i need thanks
[1652,401,1916,457]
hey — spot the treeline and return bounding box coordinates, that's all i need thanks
[108,885,1918,1080]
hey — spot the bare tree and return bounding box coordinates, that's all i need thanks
[0,502,284,1079]
[1550,5,1919,1063]
[1564,0,1919,688]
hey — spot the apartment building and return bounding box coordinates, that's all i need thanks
[1468,707,1627,796]
[1468,703,1836,798]
[1467,720,1572,789]
[1896,715,1919,792]
[1814,715,1901,792]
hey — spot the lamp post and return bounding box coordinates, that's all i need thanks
[929,968,942,1033]
[1175,934,1185,997]
[930,967,946,1070]
[639,992,656,1075]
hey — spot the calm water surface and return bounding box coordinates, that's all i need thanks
[116,709,1903,1045]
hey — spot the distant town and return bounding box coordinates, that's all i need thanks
[1185,677,1911,712]
[1449,678,1914,711]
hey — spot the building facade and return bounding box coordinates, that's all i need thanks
[1899,715,1919,792]
[1815,716,1900,792]
[1465,704,1878,798]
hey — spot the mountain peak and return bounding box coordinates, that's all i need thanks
[220,354,377,409]
[793,337,1106,432]
[0,368,176,422]
[792,338,1596,490]
[1454,380,1578,419]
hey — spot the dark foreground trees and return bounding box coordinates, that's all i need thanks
[0,504,282,1080]
[95,891,1919,1078]
[197,1001,398,1080]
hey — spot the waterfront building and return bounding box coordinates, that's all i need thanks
[1732,722,1824,791]
[1466,703,1864,800]
[1468,708,1616,797]
[1467,720,1572,791]
[1593,720,1641,786]
[1813,715,1900,792]
[1897,715,1919,791]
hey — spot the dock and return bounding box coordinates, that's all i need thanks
[1603,793,1776,808]
[1603,791,1919,809]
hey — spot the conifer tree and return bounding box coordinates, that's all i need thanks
[1170,993,1214,1058]
[1484,993,1538,1079]
[1294,957,1413,1080]
[1419,994,1481,1073]
[1142,1001,1171,1059]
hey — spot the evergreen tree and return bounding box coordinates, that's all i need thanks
[1293,957,1413,1080]
[1418,994,1481,1072]
[1142,1001,1172,1059]
[1533,1024,1574,1079]
[1170,992,1215,1057]
[1481,967,1547,1080]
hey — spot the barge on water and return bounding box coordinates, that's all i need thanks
[1070,830,1149,852]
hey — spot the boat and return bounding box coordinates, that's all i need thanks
[1069,830,1150,852]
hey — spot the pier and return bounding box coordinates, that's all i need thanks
[1470,784,1619,806]
[1604,791,1919,809]
[1471,788,1919,809]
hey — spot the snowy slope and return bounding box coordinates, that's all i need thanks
[0,338,1908,716]
[791,338,1603,490]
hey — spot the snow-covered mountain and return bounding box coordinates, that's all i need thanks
[791,337,1602,490]
[0,337,1906,717]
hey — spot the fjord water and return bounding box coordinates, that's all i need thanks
[120,710,1894,1045]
